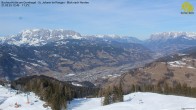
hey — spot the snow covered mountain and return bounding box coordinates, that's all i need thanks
[150,32,196,41]
[85,34,142,44]
[146,32,196,54]
[0,29,83,46]
[0,39,152,81]
[0,29,142,46]
[0,31,152,82]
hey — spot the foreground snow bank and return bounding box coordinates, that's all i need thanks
[0,85,51,110]
[2,84,196,110]
[68,92,196,110]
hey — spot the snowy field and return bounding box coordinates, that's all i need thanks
[1,84,196,110]
[0,85,51,110]
[68,92,196,110]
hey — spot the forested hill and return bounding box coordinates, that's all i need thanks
[10,75,99,110]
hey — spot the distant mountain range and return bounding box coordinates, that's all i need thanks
[1,30,196,54]
[145,32,196,54]
[0,29,152,82]
[0,29,142,46]
[1,29,196,84]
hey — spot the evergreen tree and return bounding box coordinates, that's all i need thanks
[118,84,123,102]
[103,88,110,105]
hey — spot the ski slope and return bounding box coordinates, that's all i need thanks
[68,92,196,110]
[0,85,51,110]
[1,84,196,110]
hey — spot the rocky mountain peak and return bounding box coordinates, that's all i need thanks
[150,32,196,41]
[0,29,83,46]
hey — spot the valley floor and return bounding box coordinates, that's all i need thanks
[68,92,196,110]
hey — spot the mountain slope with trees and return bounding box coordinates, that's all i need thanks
[11,75,99,110]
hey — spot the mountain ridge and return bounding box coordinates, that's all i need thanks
[149,32,196,41]
[0,38,152,82]
[145,32,196,54]
[1,30,196,84]
[0,29,142,46]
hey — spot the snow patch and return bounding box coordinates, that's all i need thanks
[37,60,48,66]
[66,73,75,76]
[11,57,25,63]
[29,63,41,67]
[0,85,51,110]
[187,66,196,69]
[168,61,186,67]
[71,82,83,87]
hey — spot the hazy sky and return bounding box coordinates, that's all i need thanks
[0,0,196,39]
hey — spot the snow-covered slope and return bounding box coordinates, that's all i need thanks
[67,98,101,110]
[1,85,196,110]
[0,85,51,110]
[68,92,196,110]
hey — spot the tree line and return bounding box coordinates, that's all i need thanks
[100,81,196,106]
[10,75,196,109]
[99,85,124,105]
[123,82,196,98]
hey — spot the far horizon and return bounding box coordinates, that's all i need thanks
[1,28,196,40]
[0,0,196,39]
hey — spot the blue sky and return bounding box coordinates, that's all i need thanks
[0,0,196,39]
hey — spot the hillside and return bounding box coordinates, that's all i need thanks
[104,49,196,93]
[0,29,153,84]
